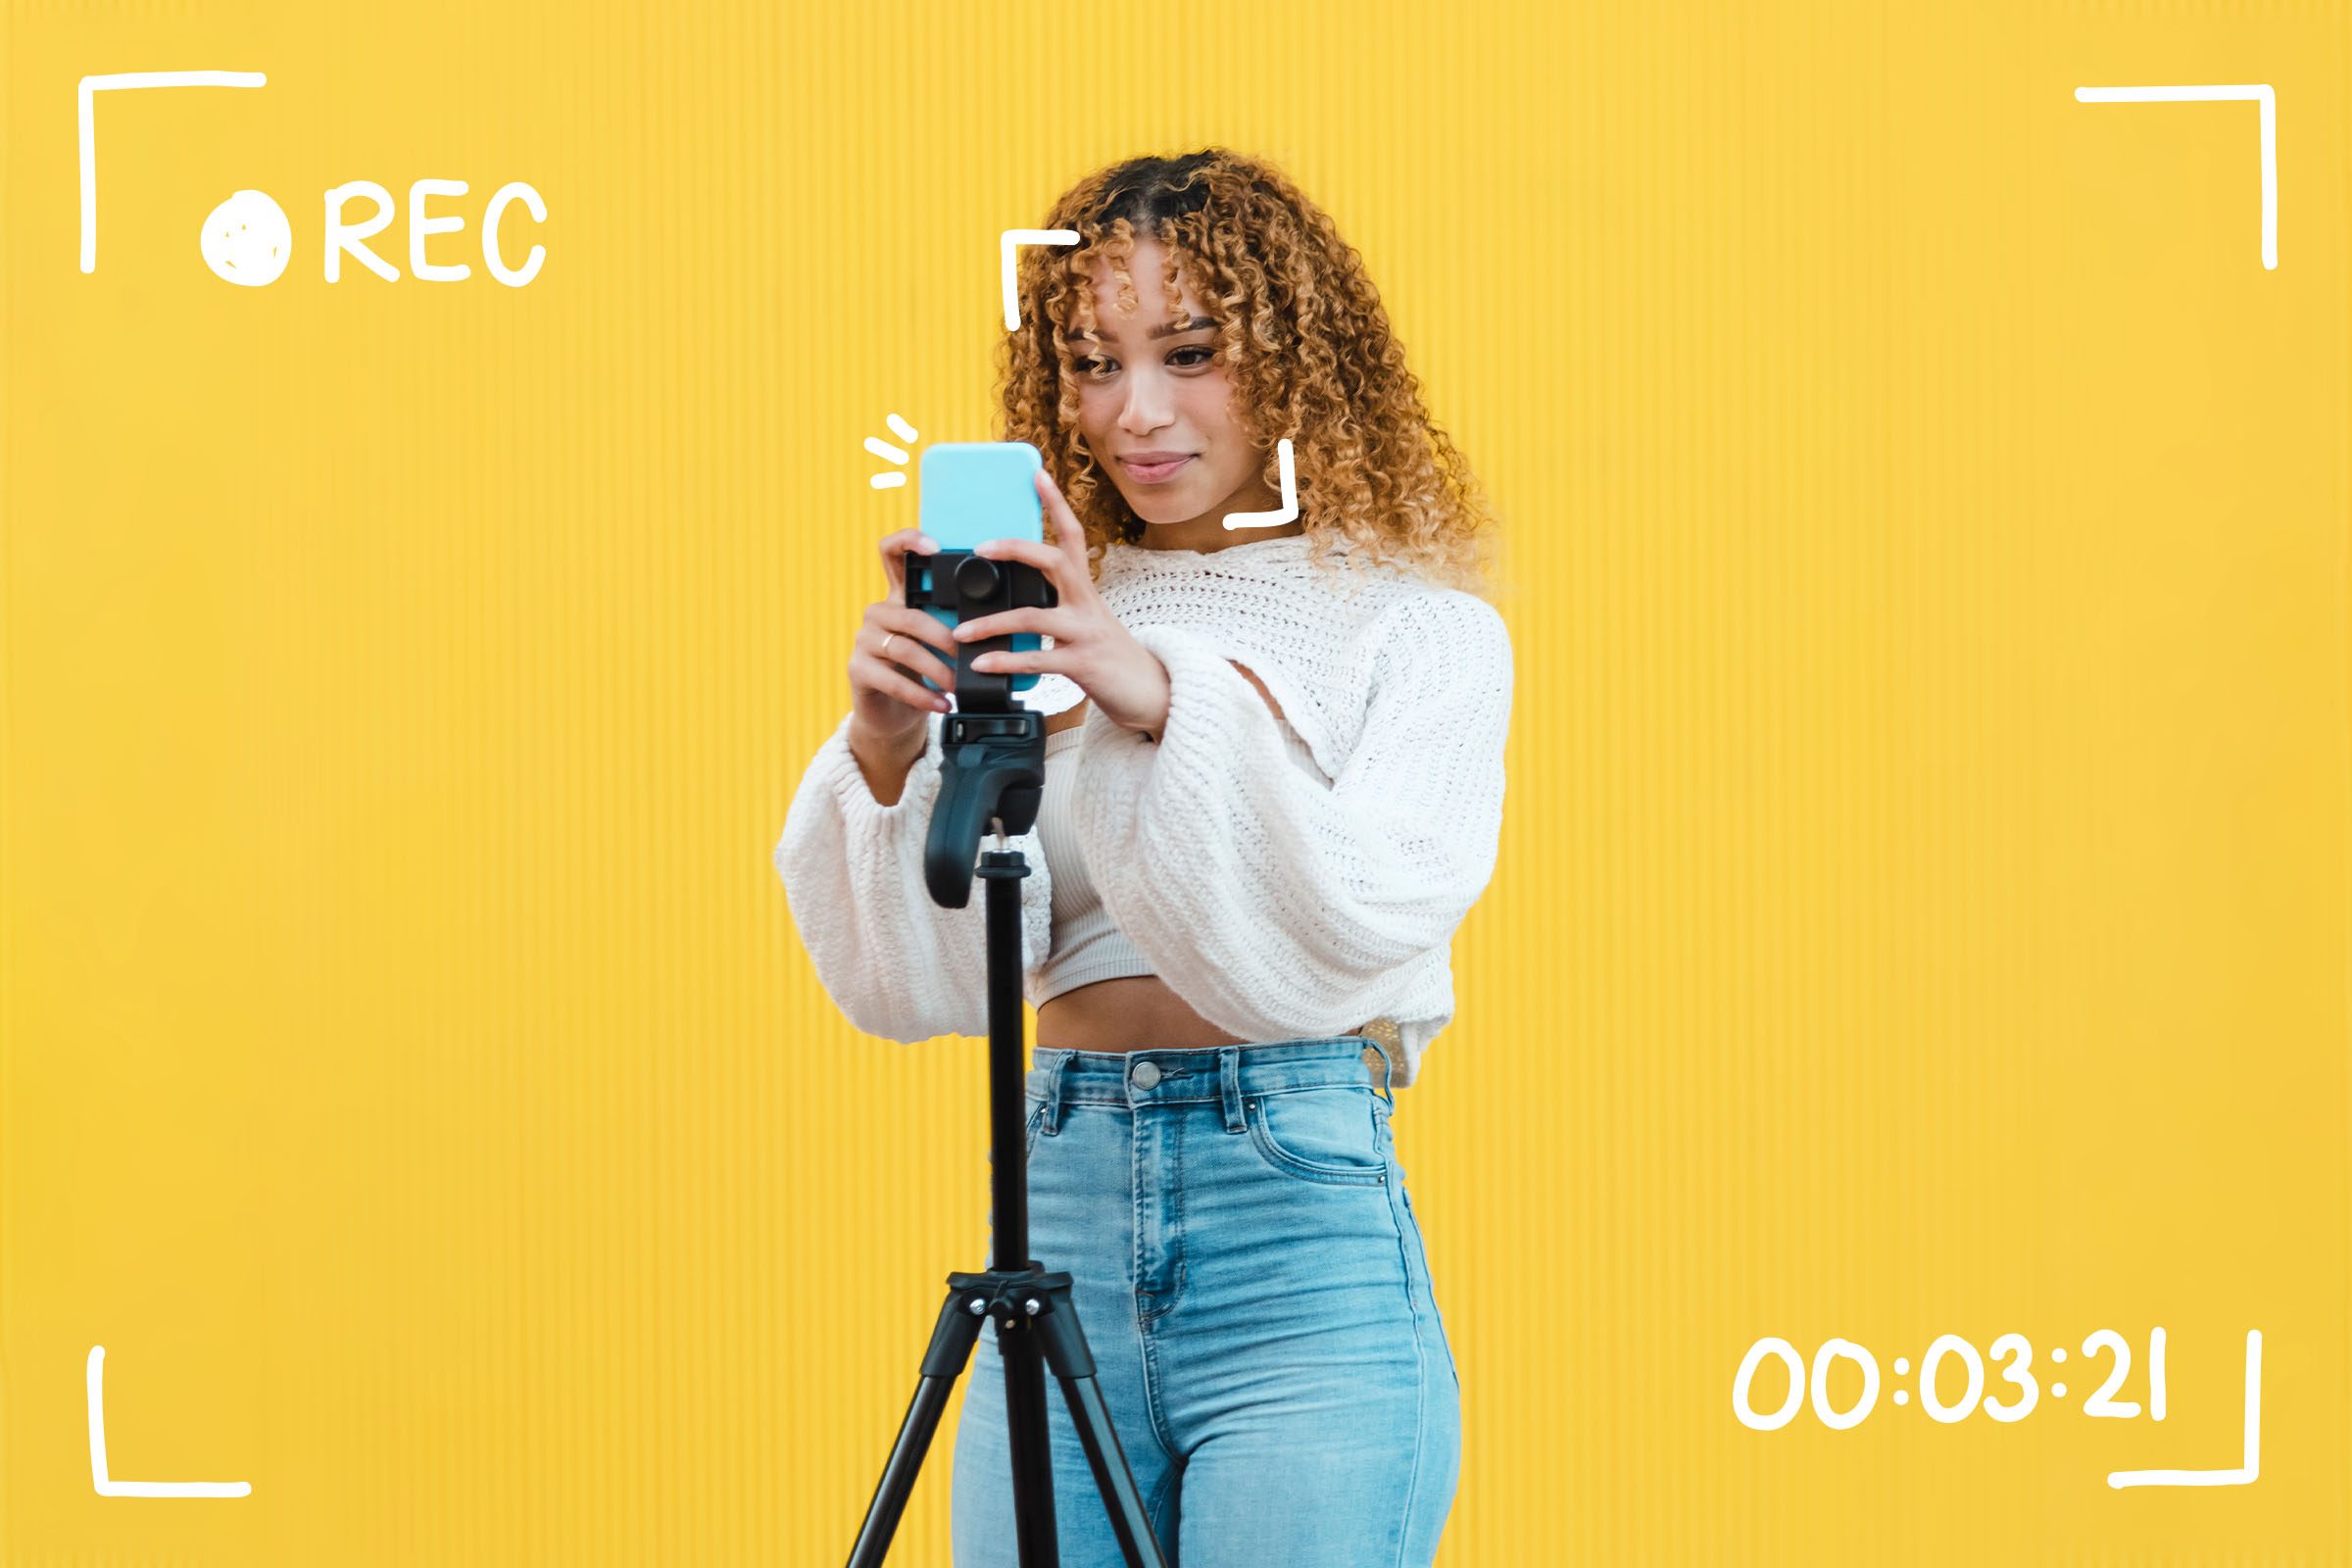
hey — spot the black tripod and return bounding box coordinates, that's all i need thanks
[845,548,1170,1567]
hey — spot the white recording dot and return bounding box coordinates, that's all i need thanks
[198,189,291,286]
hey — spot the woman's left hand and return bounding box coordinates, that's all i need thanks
[950,467,1172,739]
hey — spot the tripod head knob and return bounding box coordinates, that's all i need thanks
[954,550,1005,603]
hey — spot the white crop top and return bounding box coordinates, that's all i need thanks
[1030,721,1154,1003]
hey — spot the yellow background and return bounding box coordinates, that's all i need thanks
[4,0,2345,1561]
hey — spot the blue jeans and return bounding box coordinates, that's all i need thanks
[949,1035,1462,1567]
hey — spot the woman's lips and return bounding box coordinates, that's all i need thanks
[1120,455,1194,483]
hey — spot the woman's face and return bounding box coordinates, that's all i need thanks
[1070,237,1290,551]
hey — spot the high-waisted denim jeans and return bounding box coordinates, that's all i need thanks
[949,1035,1462,1567]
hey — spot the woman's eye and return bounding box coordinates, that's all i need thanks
[1074,347,1212,377]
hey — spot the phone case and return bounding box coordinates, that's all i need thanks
[911,441,1047,693]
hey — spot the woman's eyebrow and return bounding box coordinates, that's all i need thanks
[1070,315,1218,345]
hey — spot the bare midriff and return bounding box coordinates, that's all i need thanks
[1036,977,1254,1054]
[1031,698,1250,1054]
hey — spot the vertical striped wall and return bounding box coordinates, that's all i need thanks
[3,0,2345,1561]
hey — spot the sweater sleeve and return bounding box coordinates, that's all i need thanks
[771,709,1054,1042]
[1066,590,1513,1040]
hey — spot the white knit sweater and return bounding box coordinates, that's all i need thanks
[770,530,1514,1089]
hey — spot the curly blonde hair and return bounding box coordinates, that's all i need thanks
[997,148,1504,600]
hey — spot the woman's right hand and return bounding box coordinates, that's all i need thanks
[846,528,958,756]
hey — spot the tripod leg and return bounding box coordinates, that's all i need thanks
[1035,1290,1172,1567]
[845,1285,987,1567]
[998,1316,1060,1566]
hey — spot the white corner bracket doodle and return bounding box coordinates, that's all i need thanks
[86,1346,252,1497]
[79,71,268,274]
[1221,438,1298,531]
[2105,1329,2263,1490]
[2074,83,2278,270]
[1001,228,1080,331]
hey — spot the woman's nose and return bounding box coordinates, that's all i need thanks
[1120,372,1173,430]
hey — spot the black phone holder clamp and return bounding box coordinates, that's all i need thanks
[904,548,1059,908]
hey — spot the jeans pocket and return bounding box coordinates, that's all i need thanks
[1242,1085,1389,1186]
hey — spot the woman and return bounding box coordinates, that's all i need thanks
[774,148,1513,1566]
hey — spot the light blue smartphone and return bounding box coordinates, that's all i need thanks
[911,441,1047,693]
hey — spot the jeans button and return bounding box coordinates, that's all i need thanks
[1130,1060,1161,1090]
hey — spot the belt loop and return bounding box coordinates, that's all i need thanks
[1361,1037,1395,1105]
[1218,1047,1246,1133]
[1040,1049,1069,1135]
